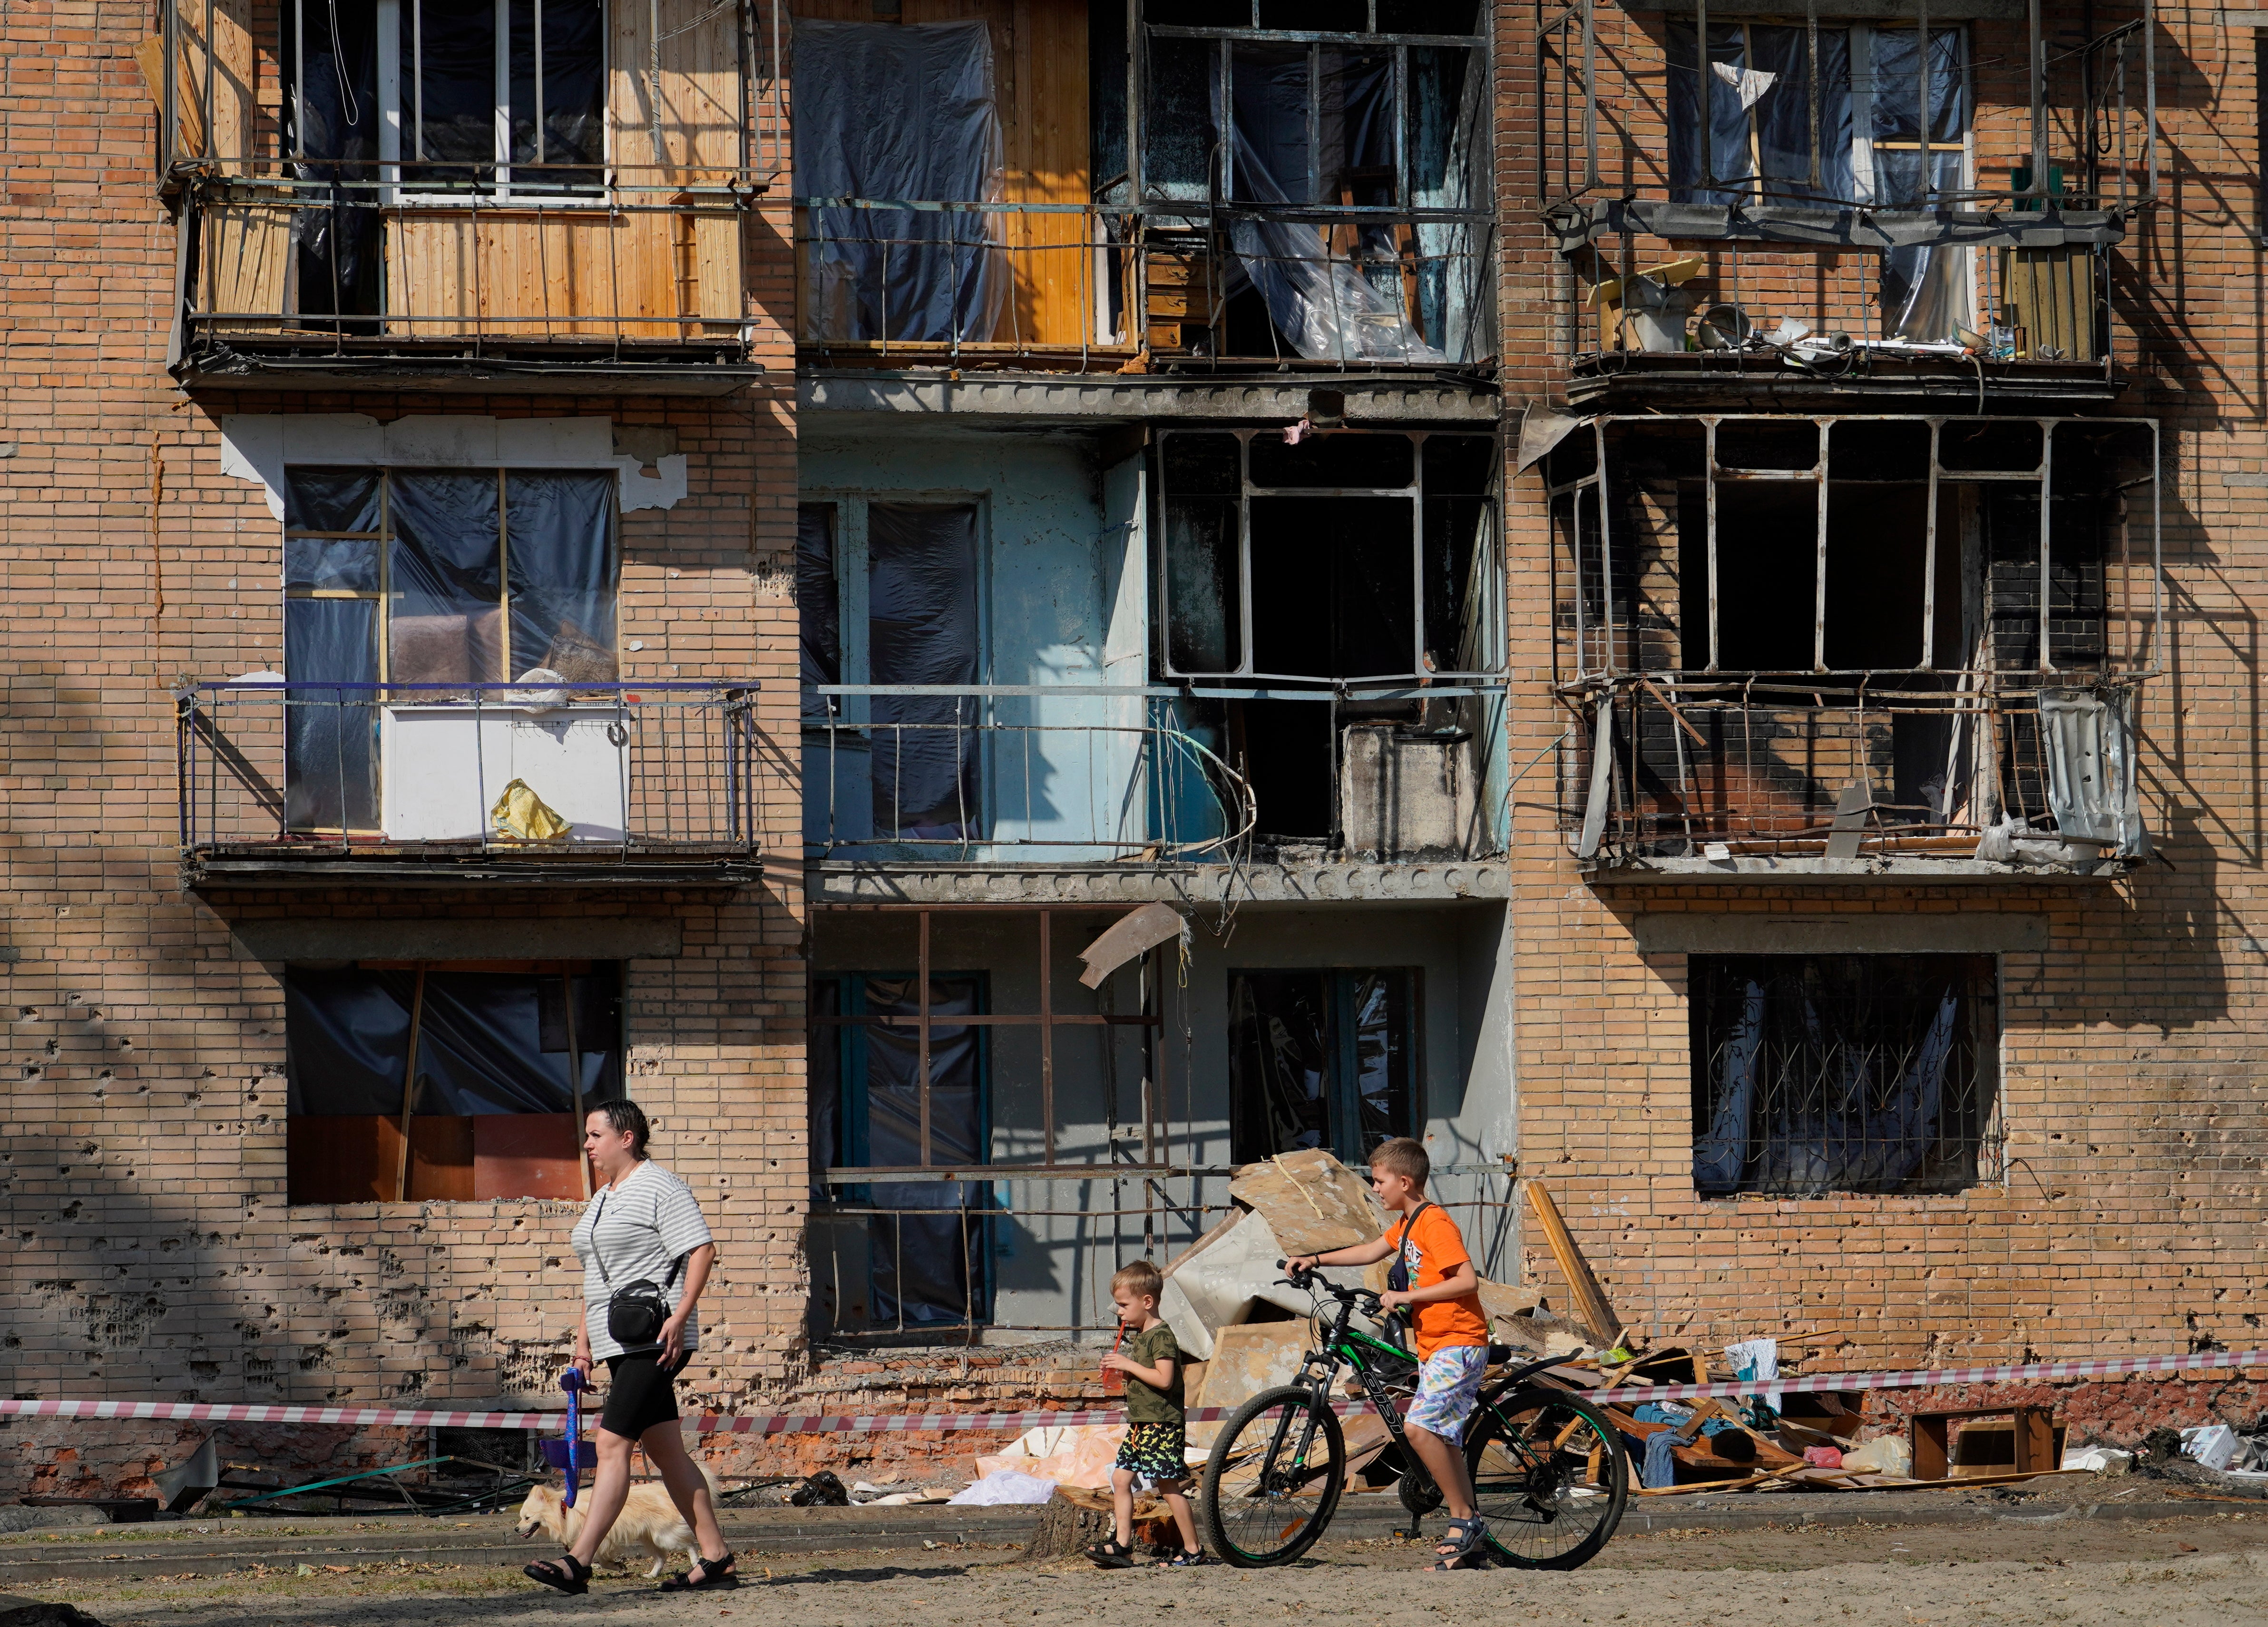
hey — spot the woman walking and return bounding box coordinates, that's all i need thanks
[525,1101,736,1595]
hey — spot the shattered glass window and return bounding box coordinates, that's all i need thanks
[1229,968,1416,1164]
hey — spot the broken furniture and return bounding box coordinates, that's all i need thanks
[1909,1405,2063,1481]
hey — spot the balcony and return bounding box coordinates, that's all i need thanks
[153,0,773,393]
[789,1,1493,377]
[1532,1,2156,408]
[1536,411,2160,879]
[178,681,763,886]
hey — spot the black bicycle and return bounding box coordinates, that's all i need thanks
[1197,1264,1629,1569]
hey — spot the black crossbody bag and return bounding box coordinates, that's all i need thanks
[1385,1201,1437,1296]
[588,1186,685,1355]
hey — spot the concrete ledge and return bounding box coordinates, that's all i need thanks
[1634,911,2050,956]
[1591,856,2126,883]
[228,917,686,963]
[799,372,1501,424]
[809,861,1510,906]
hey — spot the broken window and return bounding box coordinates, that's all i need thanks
[1690,954,1996,1196]
[1136,2,1491,362]
[792,20,1007,344]
[1157,430,1498,682]
[1228,968,1415,1165]
[811,974,990,1330]
[282,466,617,832]
[1667,22,1972,339]
[285,961,622,1204]
[798,496,983,844]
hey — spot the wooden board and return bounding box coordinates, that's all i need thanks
[1523,1179,1624,1349]
[473,1113,586,1201]
[156,0,258,161]
[199,195,291,333]
[791,0,1092,348]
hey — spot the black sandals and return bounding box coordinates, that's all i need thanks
[658,1550,740,1591]
[1431,1516,1489,1571]
[523,1552,592,1595]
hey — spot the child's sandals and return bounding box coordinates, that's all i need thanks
[1085,1537,1138,1569]
[1431,1516,1489,1571]
[523,1552,591,1596]
[1157,1545,1213,1568]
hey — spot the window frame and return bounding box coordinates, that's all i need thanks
[1151,428,1502,684]
[1226,964,1422,1166]
[283,464,622,688]
[1686,951,2003,1199]
[809,970,997,1332]
[373,0,612,206]
[795,489,994,727]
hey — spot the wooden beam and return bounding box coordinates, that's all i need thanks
[1523,1179,1624,1349]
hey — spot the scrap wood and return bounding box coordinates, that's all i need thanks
[1522,1180,1624,1349]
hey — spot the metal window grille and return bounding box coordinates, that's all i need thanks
[1690,952,2000,1197]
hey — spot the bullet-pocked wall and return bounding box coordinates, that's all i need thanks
[1496,0,2268,1364]
[806,901,1515,1341]
[0,0,806,1498]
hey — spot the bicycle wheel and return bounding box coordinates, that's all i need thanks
[1462,1383,1628,1570]
[1200,1385,1346,1568]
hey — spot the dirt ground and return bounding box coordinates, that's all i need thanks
[12,1511,2268,1627]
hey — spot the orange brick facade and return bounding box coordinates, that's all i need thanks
[1498,1,2268,1375]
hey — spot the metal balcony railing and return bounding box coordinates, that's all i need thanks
[802,690,1256,861]
[178,681,764,877]
[1556,672,2149,867]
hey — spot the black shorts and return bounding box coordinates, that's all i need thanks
[600,1351,688,1439]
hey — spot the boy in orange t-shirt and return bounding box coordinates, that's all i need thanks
[1287,1137,1492,1569]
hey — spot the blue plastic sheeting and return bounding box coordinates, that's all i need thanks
[792,20,1007,344]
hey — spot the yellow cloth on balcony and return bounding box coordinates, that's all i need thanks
[489,779,572,842]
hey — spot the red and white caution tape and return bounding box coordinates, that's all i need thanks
[3,1345,2261,1437]
[1585,1344,2268,1408]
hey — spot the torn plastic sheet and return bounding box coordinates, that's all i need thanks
[1223,49,1445,365]
[284,0,381,319]
[505,473,616,684]
[792,20,1007,345]
[2040,687,2150,860]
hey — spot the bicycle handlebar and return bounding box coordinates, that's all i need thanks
[1278,1258,1395,1320]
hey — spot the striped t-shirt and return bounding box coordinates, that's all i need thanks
[571,1160,714,1360]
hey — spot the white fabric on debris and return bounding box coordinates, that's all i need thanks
[948,1470,1059,1506]
[1711,60,1778,112]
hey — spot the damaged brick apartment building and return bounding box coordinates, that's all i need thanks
[0,0,2258,1500]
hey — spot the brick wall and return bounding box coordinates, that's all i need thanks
[0,2,811,1495]
[1496,0,2268,1381]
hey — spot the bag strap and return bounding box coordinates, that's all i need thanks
[587,1176,686,1294]
[1394,1201,1436,1264]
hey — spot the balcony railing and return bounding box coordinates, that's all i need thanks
[1558,672,2150,872]
[154,0,779,387]
[179,681,763,882]
[802,689,1255,863]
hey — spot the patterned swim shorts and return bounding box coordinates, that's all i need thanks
[1114,1421,1191,1486]
[1405,1345,1490,1439]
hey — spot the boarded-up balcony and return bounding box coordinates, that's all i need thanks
[156,0,773,393]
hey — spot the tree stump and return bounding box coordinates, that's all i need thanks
[1022,1486,1176,1560]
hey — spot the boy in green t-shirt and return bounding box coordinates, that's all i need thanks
[1086,1260,1208,1568]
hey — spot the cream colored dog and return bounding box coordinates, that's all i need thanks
[515,1464,723,1579]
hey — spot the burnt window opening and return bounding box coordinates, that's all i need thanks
[1228,968,1417,1166]
[1134,2,1490,363]
[397,0,606,192]
[285,961,622,1205]
[1665,22,1972,341]
[1690,954,1997,1197]
[810,974,991,1333]
[1157,429,1499,683]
